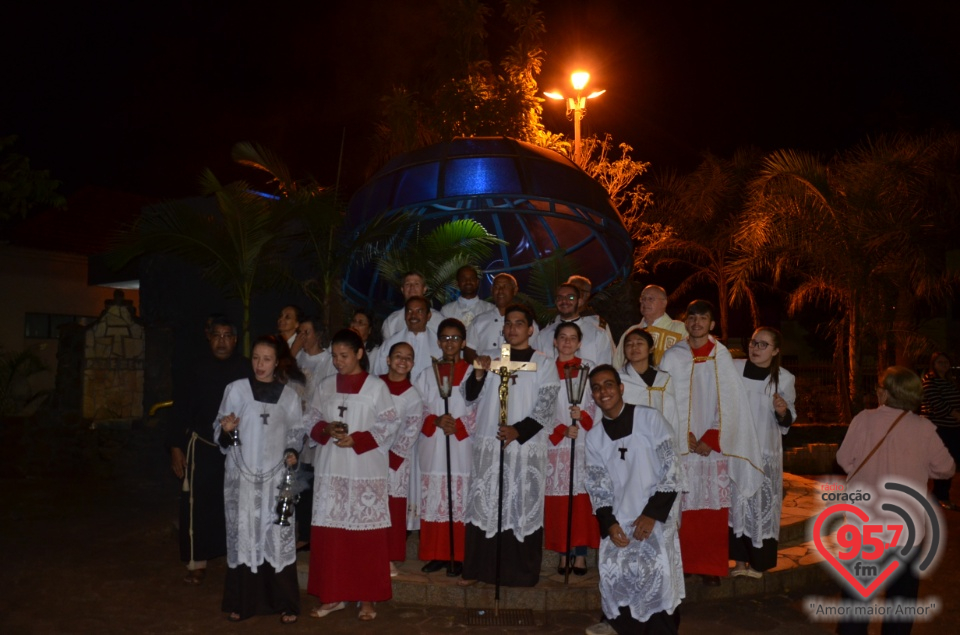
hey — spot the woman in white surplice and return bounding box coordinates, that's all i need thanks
[305,328,399,622]
[379,342,424,573]
[619,326,679,427]
[215,335,305,624]
[729,327,796,578]
[544,322,600,575]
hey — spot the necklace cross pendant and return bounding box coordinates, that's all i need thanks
[337,404,348,418]
[260,411,270,425]
[618,447,628,461]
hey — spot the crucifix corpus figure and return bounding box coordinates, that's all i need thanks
[459,304,560,595]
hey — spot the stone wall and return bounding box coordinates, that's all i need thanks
[82,291,144,420]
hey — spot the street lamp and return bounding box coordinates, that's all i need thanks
[544,71,606,164]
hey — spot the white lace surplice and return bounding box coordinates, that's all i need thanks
[463,350,559,539]
[216,380,305,573]
[414,364,476,524]
[545,358,598,498]
[729,362,797,545]
[387,382,424,530]
[584,405,685,622]
[308,374,399,531]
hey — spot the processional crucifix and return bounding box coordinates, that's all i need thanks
[473,342,537,614]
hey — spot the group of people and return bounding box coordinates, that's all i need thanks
[164,269,958,635]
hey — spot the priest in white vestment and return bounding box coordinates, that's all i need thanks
[614,285,687,368]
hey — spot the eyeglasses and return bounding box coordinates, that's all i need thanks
[439,335,463,342]
[558,294,577,302]
[747,340,770,350]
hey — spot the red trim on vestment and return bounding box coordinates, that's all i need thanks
[380,375,412,396]
[388,450,404,471]
[700,429,721,453]
[549,424,569,446]
[690,340,715,359]
[422,414,438,437]
[336,371,368,393]
[579,411,594,431]
[351,430,378,454]
[310,421,331,445]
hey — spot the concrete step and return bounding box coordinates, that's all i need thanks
[295,473,835,609]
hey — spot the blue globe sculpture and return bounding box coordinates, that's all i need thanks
[343,136,632,309]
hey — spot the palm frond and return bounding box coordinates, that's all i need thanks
[374,219,505,304]
[231,141,295,192]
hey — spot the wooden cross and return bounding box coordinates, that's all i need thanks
[260,411,270,425]
[337,404,348,418]
[618,447,628,460]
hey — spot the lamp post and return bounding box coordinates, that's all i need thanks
[544,71,605,164]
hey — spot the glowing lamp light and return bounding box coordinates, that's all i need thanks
[571,71,590,91]
[543,70,605,163]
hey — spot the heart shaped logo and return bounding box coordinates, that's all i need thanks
[812,503,901,599]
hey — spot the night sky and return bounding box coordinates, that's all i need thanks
[5,0,959,199]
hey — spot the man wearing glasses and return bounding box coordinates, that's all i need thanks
[167,316,250,585]
[535,283,614,366]
[659,300,763,587]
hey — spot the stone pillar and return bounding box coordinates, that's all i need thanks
[82,290,144,420]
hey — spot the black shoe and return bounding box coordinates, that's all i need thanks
[573,567,588,576]
[701,575,721,587]
[446,562,463,577]
[421,559,446,573]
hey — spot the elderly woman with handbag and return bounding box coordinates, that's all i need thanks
[835,366,955,635]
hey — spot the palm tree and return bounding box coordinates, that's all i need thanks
[109,169,295,355]
[231,142,414,336]
[734,132,960,418]
[636,149,763,341]
[373,218,506,307]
